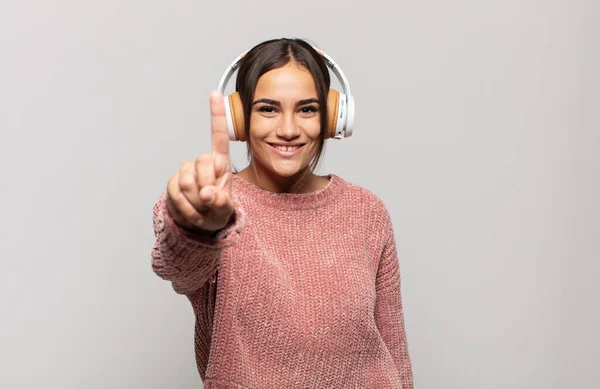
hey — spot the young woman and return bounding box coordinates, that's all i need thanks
[151,38,413,388]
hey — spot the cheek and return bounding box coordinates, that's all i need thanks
[248,116,272,140]
[304,117,322,140]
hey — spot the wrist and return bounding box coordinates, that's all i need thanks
[177,212,236,238]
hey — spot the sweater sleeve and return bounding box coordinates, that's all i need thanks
[151,191,246,295]
[374,218,414,388]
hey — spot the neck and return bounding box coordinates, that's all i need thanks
[238,161,318,194]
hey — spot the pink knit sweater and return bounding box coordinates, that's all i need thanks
[151,173,413,388]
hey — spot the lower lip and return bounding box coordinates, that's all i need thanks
[268,144,304,157]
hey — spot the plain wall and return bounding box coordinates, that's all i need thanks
[1,0,598,388]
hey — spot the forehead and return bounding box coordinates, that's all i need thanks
[254,62,317,98]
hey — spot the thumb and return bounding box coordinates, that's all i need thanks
[211,183,234,219]
[215,171,232,195]
[204,172,232,210]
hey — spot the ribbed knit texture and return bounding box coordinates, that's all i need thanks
[151,173,413,388]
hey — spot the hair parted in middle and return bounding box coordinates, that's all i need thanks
[234,37,331,175]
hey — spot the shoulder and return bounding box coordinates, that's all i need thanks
[335,175,396,254]
[335,174,387,205]
[334,175,392,224]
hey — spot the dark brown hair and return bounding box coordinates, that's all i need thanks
[234,37,331,176]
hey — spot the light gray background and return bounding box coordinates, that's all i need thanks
[1,0,598,388]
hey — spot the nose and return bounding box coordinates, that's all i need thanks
[276,111,301,140]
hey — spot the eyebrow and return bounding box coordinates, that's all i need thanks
[252,98,319,106]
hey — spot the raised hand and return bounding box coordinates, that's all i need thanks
[165,91,234,233]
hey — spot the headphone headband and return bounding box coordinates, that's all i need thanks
[217,46,352,99]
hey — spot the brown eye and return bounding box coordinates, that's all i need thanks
[299,106,318,114]
[258,106,277,113]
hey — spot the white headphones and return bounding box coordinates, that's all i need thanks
[217,45,355,142]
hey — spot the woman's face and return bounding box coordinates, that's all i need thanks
[248,61,321,179]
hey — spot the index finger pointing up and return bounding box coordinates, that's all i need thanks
[210,91,230,158]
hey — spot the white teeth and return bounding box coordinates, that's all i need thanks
[273,145,300,152]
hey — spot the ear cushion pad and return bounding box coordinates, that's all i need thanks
[326,89,340,139]
[227,92,246,142]
[227,89,342,141]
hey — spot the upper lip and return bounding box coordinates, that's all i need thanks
[268,142,305,147]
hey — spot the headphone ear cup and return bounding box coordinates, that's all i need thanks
[326,89,340,139]
[226,92,246,142]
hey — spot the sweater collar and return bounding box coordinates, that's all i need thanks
[232,173,345,210]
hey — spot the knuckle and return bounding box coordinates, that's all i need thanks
[166,176,179,198]
[167,176,176,192]
[179,174,196,191]
[180,160,194,171]
[169,191,186,206]
[196,153,213,164]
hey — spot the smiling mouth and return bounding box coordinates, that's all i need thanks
[267,143,305,152]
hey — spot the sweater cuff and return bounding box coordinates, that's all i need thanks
[158,193,246,250]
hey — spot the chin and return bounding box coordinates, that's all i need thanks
[268,162,309,178]
[271,167,303,178]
